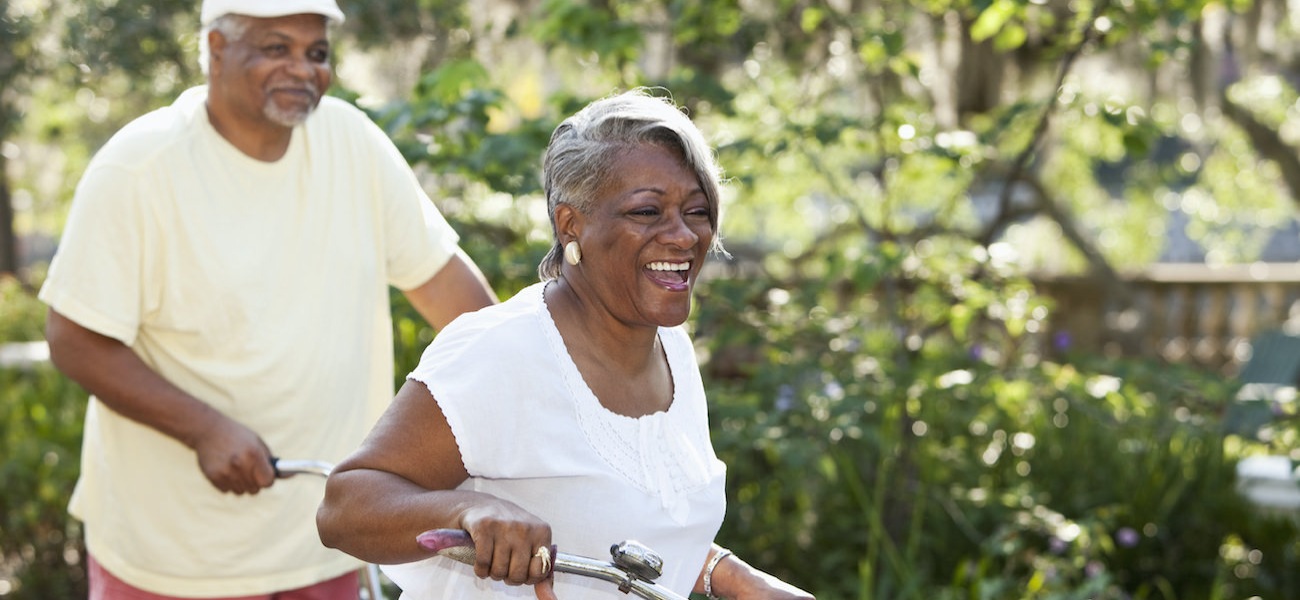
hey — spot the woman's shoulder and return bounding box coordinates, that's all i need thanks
[442,282,545,337]
[414,283,549,366]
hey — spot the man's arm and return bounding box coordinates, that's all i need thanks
[44,308,276,494]
[402,248,498,330]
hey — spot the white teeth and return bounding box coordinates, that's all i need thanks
[647,262,690,271]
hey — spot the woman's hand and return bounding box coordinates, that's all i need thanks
[459,502,556,591]
[416,522,557,600]
[728,569,815,600]
[702,549,815,600]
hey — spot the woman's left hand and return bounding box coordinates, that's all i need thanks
[705,552,815,600]
[730,569,815,600]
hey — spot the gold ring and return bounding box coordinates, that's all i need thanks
[533,545,552,573]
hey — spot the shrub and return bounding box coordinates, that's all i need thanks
[0,275,87,599]
[695,238,1294,599]
[0,274,45,342]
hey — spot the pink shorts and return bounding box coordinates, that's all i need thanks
[88,554,361,600]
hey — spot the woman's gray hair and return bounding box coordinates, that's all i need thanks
[197,15,251,76]
[538,88,726,281]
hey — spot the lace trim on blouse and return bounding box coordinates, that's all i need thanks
[537,284,716,523]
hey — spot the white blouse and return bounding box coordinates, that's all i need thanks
[382,282,727,599]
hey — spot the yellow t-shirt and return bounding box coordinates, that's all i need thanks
[39,86,460,596]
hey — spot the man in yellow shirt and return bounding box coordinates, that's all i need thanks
[39,1,497,597]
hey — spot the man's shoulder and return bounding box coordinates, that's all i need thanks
[122,86,206,137]
[94,87,208,168]
[299,95,391,156]
[309,95,373,128]
[317,94,365,113]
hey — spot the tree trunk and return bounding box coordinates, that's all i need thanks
[0,152,17,277]
[954,15,1005,117]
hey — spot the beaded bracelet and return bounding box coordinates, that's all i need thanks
[703,548,734,600]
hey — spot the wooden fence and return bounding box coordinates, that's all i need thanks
[1033,263,1300,376]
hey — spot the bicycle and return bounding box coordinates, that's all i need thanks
[277,459,688,600]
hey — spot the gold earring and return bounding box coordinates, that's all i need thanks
[564,240,582,266]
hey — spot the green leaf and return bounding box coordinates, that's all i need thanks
[993,22,1028,51]
[970,0,1018,43]
[801,7,825,33]
[415,59,490,104]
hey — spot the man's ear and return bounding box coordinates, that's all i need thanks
[554,203,583,243]
[208,29,227,75]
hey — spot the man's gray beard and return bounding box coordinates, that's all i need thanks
[265,101,315,128]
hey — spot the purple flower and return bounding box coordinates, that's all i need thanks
[1116,527,1139,548]
[1053,331,1072,351]
[969,344,983,360]
[1086,560,1104,578]
[775,385,795,412]
[1049,536,1069,554]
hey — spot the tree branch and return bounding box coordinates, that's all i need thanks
[1018,174,1125,290]
[978,0,1111,252]
[1219,91,1300,204]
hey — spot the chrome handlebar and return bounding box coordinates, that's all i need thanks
[418,529,689,600]
[272,458,335,478]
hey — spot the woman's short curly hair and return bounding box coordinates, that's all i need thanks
[537,88,726,281]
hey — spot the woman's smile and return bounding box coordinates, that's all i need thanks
[645,261,692,291]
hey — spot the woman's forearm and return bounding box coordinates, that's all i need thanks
[317,469,489,564]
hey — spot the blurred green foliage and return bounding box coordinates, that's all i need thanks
[0,365,86,599]
[369,64,557,197]
[689,233,1300,599]
[0,276,86,598]
[0,276,43,342]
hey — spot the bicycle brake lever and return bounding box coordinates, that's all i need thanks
[416,529,477,565]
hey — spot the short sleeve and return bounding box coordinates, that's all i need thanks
[409,321,536,477]
[366,120,461,290]
[405,289,563,478]
[39,162,148,345]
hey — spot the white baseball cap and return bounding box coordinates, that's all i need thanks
[200,0,346,26]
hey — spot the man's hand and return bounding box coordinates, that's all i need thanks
[192,415,276,495]
[46,308,277,495]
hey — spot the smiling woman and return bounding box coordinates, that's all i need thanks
[551,142,713,333]
[316,89,815,600]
